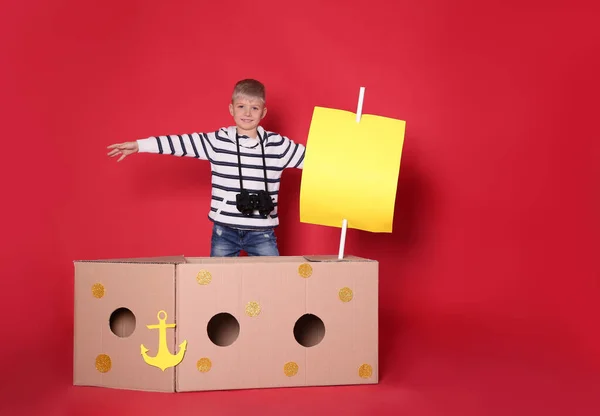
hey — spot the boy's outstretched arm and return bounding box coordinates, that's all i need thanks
[107,133,211,162]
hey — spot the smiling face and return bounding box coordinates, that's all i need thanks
[229,95,267,138]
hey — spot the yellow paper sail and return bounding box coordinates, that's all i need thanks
[300,106,405,233]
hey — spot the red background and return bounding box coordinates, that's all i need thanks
[1,0,599,414]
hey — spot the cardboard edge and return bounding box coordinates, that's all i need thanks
[173,261,179,392]
[72,383,175,393]
[302,255,376,263]
[375,260,380,384]
[73,255,187,264]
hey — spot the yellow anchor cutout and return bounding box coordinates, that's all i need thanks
[140,310,187,371]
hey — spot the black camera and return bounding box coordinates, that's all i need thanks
[236,189,274,218]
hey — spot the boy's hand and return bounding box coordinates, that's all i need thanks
[107,141,139,162]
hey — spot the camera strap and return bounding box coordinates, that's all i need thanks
[231,127,269,194]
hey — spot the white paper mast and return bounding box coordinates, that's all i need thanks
[338,86,365,260]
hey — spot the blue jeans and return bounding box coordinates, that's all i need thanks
[210,223,280,257]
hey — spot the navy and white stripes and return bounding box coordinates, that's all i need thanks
[137,126,305,229]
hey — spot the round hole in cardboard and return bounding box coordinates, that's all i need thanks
[207,312,240,347]
[109,307,136,338]
[293,314,325,347]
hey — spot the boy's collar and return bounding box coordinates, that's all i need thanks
[227,126,265,143]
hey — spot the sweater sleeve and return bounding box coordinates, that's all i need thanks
[278,136,306,170]
[137,132,211,160]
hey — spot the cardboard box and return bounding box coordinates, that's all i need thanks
[73,255,378,392]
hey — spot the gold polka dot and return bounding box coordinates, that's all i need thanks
[196,358,212,373]
[358,364,373,379]
[298,263,312,278]
[339,287,353,302]
[95,354,111,373]
[284,361,299,377]
[196,269,212,285]
[91,283,105,298]
[245,301,261,317]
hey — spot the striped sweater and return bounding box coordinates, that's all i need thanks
[136,125,305,230]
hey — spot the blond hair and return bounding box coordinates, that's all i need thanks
[232,79,266,103]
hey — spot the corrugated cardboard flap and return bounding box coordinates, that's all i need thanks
[73,255,187,264]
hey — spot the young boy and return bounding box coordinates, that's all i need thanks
[107,79,306,257]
